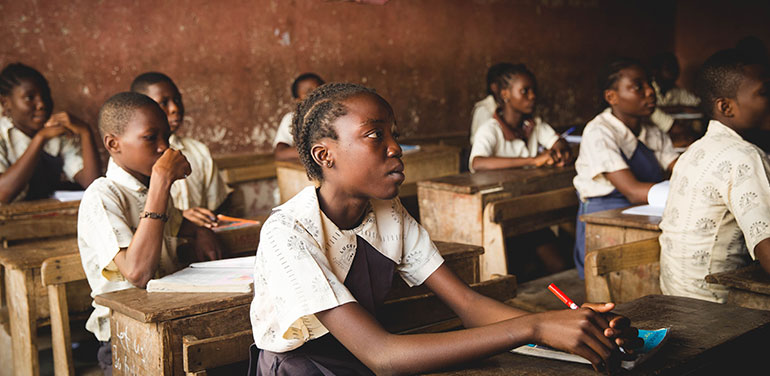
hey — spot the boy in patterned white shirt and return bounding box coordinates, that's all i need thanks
[78,92,222,374]
[659,48,770,303]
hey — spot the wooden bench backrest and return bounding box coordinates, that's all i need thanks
[213,152,276,185]
[584,236,661,304]
[183,330,254,376]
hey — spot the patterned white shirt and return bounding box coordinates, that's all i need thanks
[272,112,295,147]
[78,158,183,341]
[469,116,560,172]
[659,120,770,303]
[470,95,496,144]
[250,186,444,352]
[573,108,679,201]
[0,116,84,202]
[169,134,232,211]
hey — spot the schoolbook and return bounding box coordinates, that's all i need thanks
[622,180,670,217]
[146,256,254,293]
[511,327,670,370]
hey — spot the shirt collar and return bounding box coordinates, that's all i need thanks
[0,116,28,142]
[105,158,148,192]
[706,120,744,141]
[169,133,184,150]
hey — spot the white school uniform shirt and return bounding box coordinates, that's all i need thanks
[659,121,770,303]
[273,112,295,147]
[468,116,560,173]
[77,158,183,341]
[169,134,232,211]
[0,116,84,203]
[573,108,679,201]
[470,95,497,144]
[652,81,701,107]
[250,186,444,352]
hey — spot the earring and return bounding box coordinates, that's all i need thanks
[326,161,333,168]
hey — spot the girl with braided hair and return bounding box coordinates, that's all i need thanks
[249,82,641,375]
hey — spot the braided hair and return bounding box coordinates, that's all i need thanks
[291,82,376,181]
[491,63,536,110]
[0,63,51,102]
[597,57,646,108]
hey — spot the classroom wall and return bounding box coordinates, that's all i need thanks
[674,0,770,91]
[0,0,676,155]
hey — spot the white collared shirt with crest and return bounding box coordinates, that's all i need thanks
[168,133,232,211]
[0,116,84,202]
[250,186,444,352]
[659,120,770,303]
[470,95,497,144]
[77,158,183,341]
[573,108,679,201]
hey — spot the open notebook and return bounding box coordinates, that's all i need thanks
[622,181,669,217]
[146,256,254,293]
[511,327,670,370]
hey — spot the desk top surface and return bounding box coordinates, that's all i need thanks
[95,288,252,323]
[417,165,575,195]
[706,263,770,296]
[0,199,80,219]
[424,294,770,375]
[0,236,77,269]
[580,207,661,231]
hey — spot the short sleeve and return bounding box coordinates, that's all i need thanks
[725,149,770,257]
[650,108,674,133]
[468,120,499,171]
[535,120,560,150]
[0,137,10,173]
[77,184,134,278]
[396,200,444,286]
[470,105,493,144]
[251,211,356,352]
[578,124,629,180]
[273,113,295,147]
[59,134,85,182]
[655,129,679,171]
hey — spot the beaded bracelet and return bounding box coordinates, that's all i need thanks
[140,211,169,222]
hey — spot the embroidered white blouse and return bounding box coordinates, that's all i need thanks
[250,186,444,352]
[659,120,770,303]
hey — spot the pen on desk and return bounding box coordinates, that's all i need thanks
[560,126,576,138]
[548,283,578,309]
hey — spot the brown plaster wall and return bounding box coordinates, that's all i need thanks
[1,0,675,155]
[674,0,770,91]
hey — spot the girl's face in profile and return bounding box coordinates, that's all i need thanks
[320,93,404,200]
[607,65,657,119]
[501,73,536,115]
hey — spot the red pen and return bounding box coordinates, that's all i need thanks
[548,283,578,309]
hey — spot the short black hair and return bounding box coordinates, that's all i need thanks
[598,57,646,107]
[486,62,516,96]
[0,63,51,99]
[98,92,162,137]
[130,72,178,94]
[695,48,764,118]
[292,82,377,181]
[291,73,324,99]
[491,63,536,107]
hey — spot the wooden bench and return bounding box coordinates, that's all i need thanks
[584,236,661,304]
[0,199,80,247]
[706,263,770,311]
[212,152,277,218]
[40,253,88,376]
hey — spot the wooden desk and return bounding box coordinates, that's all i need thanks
[706,263,770,311]
[581,207,661,253]
[418,166,576,279]
[213,152,278,218]
[275,144,461,204]
[213,152,275,185]
[0,237,91,376]
[581,208,662,302]
[423,294,770,375]
[0,199,80,246]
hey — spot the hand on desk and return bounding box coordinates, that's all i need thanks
[183,207,218,228]
[191,225,223,262]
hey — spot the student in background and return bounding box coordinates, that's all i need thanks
[250,82,641,375]
[131,72,232,228]
[648,52,701,148]
[78,92,221,374]
[469,63,573,172]
[573,58,679,278]
[470,62,513,144]
[0,63,101,203]
[273,72,324,161]
[660,49,770,303]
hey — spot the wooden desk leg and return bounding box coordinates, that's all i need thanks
[6,268,38,376]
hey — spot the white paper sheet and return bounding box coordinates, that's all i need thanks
[51,190,85,202]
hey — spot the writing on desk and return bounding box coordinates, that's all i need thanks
[113,320,147,374]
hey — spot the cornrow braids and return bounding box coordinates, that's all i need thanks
[291,82,376,181]
[0,63,51,98]
[492,63,536,109]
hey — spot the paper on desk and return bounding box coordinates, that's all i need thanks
[622,181,669,217]
[146,266,253,293]
[189,256,255,269]
[51,190,85,202]
[400,144,420,154]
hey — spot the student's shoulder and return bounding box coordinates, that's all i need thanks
[582,112,617,139]
[79,177,126,208]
